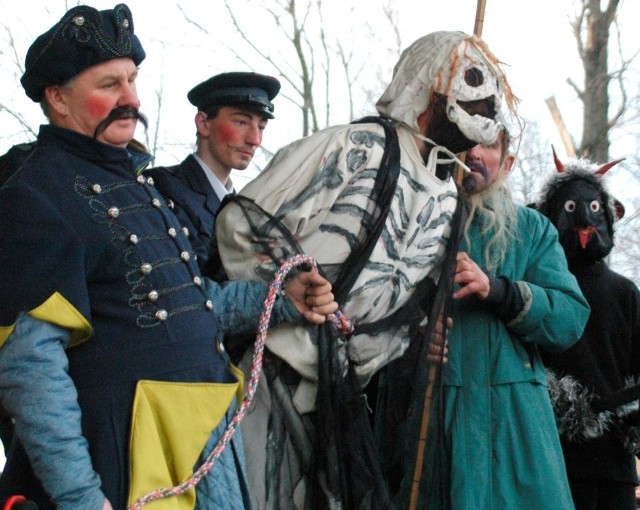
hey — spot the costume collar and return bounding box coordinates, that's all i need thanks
[38,124,152,174]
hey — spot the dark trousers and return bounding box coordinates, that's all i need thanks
[570,478,637,510]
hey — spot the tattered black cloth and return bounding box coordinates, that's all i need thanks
[214,115,471,509]
[213,116,401,508]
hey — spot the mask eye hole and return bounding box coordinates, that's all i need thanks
[564,200,576,212]
[464,67,485,87]
[590,200,601,212]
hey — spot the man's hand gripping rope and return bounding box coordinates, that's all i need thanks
[128,254,351,509]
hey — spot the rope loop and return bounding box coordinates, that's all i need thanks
[129,254,351,509]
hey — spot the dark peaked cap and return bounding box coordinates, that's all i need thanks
[188,72,281,119]
[21,3,145,102]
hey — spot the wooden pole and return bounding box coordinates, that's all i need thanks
[408,335,442,510]
[408,5,487,508]
[474,0,487,37]
[408,164,469,510]
[545,96,577,157]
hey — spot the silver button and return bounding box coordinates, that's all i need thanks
[92,184,102,194]
[137,175,146,184]
[168,199,175,209]
[129,234,139,245]
[152,198,162,208]
[108,207,120,218]
[524,362,531,369]
[193,276,202,286]
[205,300,213,310]
[155,309,168,321]
[181,251,191,261]
[167,228,177,238]
[73,15,85,26]
[140,263,152,275]
[182,227,190,237]
[217,341,226,353]
[148,290,159,302]
[122,19,130,29]
[146,177,154,186]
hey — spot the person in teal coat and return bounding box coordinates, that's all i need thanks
[411,124,591,509]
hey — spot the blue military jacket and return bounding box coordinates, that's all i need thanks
[147,155,224,278]
[0,126,241,508]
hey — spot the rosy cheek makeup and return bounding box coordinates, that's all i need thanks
[214,123,239,144]
[86,96,113,120]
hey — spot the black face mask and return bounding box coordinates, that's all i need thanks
[426,93,497,157]
[93,106,148,139]
[547,179,614,263]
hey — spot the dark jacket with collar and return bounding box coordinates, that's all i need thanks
[0,126,242,508]
[146,154,226,277]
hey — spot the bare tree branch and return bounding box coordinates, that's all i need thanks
[0,103,37,138]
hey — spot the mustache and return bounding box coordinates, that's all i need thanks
[461,160,489,193]
[466,160,489,179]
[93,106,148,139]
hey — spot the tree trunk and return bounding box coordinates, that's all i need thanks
[578,0,619,162]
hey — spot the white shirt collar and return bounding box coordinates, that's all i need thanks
[192,153,234,201]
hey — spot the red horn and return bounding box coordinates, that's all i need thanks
[595,158,625,176]
[552,145,565,173]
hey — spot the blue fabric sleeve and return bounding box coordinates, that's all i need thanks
[0,314,106,510]
[204,278,303,335]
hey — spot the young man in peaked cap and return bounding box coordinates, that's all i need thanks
[188,72,280,120]
[147,72,281,278]
[0,5,336,509]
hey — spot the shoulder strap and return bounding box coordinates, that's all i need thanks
[331,116,401,302]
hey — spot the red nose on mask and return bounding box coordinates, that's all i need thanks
[575,226,596,249]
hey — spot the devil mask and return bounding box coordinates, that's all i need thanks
[536,149,624,264]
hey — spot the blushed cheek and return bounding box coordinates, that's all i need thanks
[86,96,113,120]
[213,123,240,144]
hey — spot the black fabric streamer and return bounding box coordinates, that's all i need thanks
[213,116,467,509]
[312,117,400,509]
[411,194,467,510]
[212,116,401,509]
[374,182,468,509]
[328,116,401,304]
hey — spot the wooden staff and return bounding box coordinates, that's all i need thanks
[408,316,446,510]
[408,175,466,510]
[408,3,488,507]
[474,0,487,37]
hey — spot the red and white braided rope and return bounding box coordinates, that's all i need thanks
[129,254,352,509]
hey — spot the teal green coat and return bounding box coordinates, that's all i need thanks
[421,206,590,510]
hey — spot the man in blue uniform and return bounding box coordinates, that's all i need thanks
[0,4,336,509]
[147,72,281,278]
